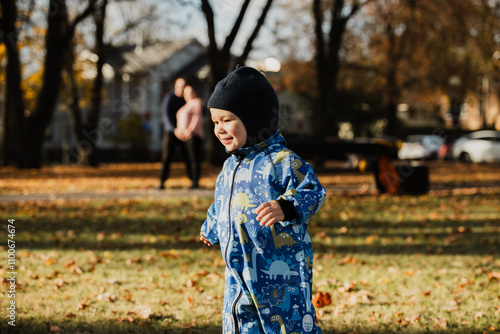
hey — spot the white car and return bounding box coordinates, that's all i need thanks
[398,135,444,160]
[452,130,500,162]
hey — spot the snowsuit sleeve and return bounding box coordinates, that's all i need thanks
[200,160,230,246]
[273,149,326,224]
[201,200,220,245]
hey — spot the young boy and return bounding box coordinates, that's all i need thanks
[200,66,326,334]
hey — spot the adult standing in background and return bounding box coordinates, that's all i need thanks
[174,85,205,189]
[158,77,191,190]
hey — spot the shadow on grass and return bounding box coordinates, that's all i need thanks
[6,191,499,255]
[1,319,492,334]
[14,216,500,256]
[0,318,221,334]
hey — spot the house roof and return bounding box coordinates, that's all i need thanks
[105,38,206,79]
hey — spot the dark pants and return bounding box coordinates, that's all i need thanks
[184,135,203,188]
[159,131,191,185]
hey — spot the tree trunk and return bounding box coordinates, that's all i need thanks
[0,0,25,166]
[78,0,107,167]
[66,36,84,164]
[17,0,69,169]
[200,0,275,165]
[312,0,363,139]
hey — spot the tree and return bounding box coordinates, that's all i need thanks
[77,0,107,166]
[200,0,275,87]
[312,0,372,138]
[0,0,25,166]
[198,0,276,164]
[2,0,100,168]
[367,0,500,134]
[16,0,69,168]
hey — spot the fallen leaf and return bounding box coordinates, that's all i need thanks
[76,298,90,311]
[206,273,222,282]
[337,256,356,265]
[488,272,500,280]
[50,326,63,332]
[338,282,356,293]
[398,318,408,327]
[97,293,116,302]
[144,255,157,263]
[186,279,197,289]
[107,278,122,285]
[128,305,151,319]
[443,299,459,312]
[159,250,181,259]
[365,235,377,245]
[312,291,332,308]
[194,270,209,277]
[54,278,65,288]
[70,265,83,275]
[409,314,421,324]
[126,257,141,265]
[433,318,447,329]
[64,260,76,268]
[65,312,76,318]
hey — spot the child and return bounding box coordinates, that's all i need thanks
[200,66,326,334]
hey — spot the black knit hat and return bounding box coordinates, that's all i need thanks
[208,66,279,146]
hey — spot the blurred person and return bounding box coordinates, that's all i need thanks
[158,77,192,190]
[174,85,205,189]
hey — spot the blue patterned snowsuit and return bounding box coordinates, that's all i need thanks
[201,131,326,334]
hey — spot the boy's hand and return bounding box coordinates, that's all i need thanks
[256,200,284,227]
[200,233,213,246]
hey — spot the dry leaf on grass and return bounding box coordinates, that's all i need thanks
[65,312,76,318]
[69,265,83,274]
[54,277,65,289]
[76,298,91,311]
[488,272,500,280]
[312,291,332,308]
[433,317,448,329]
[337,256,357,265]
[127,305,152,319]
[97,293,117,302]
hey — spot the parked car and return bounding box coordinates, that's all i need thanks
[398,135,444,160]
[452,130,500,163]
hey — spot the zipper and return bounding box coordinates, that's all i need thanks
[232,288,243,334]
[224,155,244,334]
[224,156,244,266]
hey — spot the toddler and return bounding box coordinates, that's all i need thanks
[201,66,326,334]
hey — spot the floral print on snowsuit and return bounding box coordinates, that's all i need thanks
[201,131,326,334]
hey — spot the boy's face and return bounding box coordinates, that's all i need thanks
[210,108,247,151]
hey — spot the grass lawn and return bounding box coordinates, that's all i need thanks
[0,162,499,333]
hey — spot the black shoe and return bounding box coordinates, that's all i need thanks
[158,184,165,190]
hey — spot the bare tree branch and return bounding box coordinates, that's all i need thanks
[236,0,274,65]
[201,0,218,53]
[221,0,251,55]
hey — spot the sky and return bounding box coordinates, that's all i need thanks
[105,0,313,62]
[15,0,314,79]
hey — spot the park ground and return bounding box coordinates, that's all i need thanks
[0,161,499,333]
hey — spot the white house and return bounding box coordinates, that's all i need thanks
[44,38,209,162]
